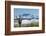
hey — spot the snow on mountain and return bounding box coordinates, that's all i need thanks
[21,20,31,24]
[21,19,38,24]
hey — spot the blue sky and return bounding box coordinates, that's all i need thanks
[14,8,39,18]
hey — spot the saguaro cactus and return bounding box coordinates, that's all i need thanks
[18,15,22,27]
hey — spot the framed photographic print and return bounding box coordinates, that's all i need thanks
[5,1,45,35]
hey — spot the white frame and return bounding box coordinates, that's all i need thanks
[11,5,42,32]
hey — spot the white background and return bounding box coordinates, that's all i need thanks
[0,0,46,36]
[11,5,42,31]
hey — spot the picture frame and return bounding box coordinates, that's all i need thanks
[5,1,45,35]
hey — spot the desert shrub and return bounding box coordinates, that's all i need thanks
[30,21,39,27]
